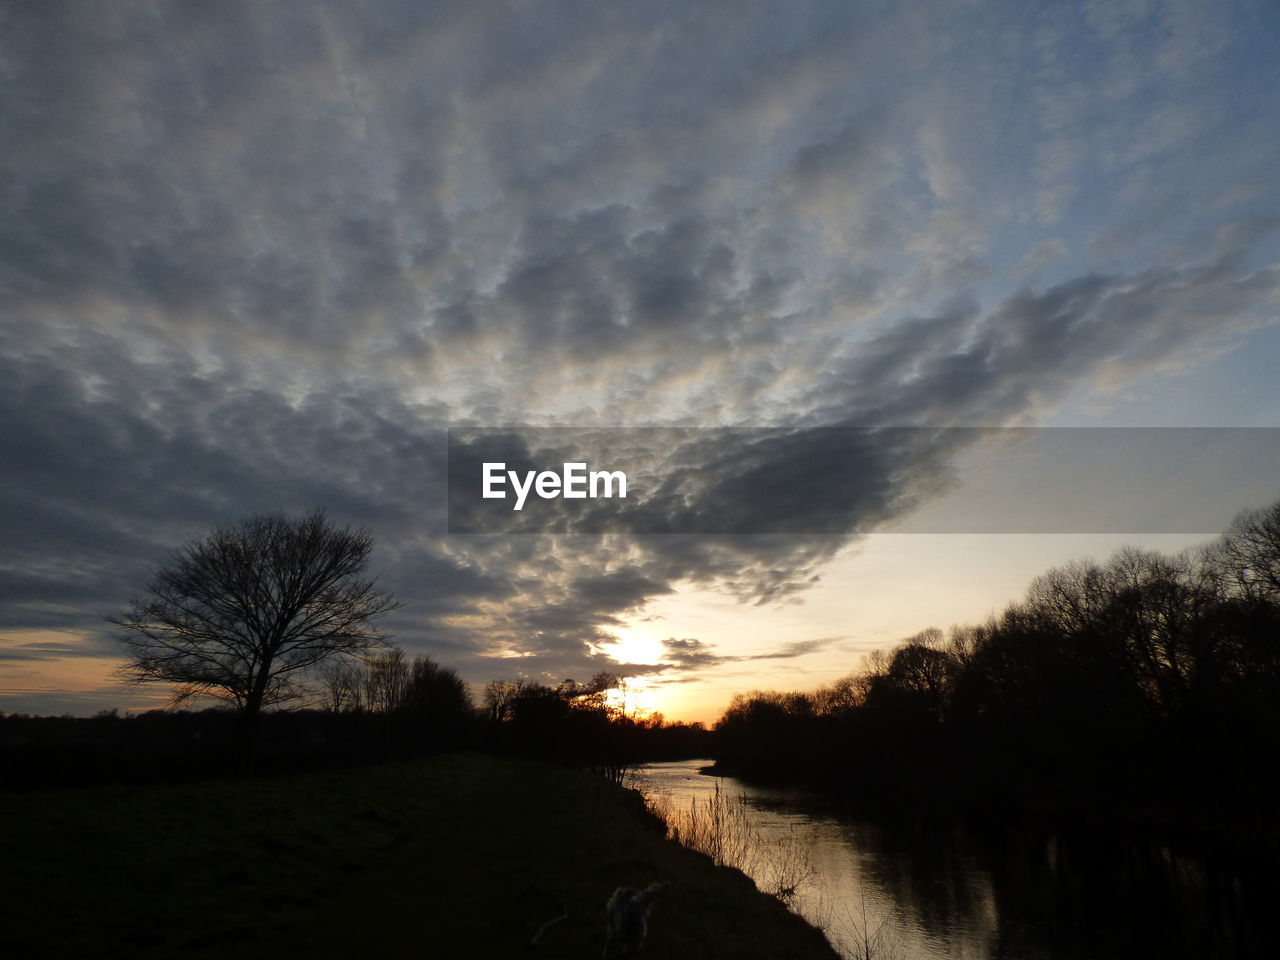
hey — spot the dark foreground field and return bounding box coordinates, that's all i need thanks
[1,753,838,959]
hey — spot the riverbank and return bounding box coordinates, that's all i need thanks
[1,753,839,959]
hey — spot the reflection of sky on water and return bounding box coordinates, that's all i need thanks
[629,760,1267,960]
[630,759,990,959]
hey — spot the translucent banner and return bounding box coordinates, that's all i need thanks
[446,427,1280,535]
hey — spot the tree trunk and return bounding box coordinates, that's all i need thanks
[238,663,273,771]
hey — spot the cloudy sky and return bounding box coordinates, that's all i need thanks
[3,0,1279,721]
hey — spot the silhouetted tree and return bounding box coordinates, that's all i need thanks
[363,647,412,714]
[483,679,520,723]
[400,655,472,744]
[320,658,365,713]
[886,629,953,719]
[112,509,398,754]
[1214,500,1280,602]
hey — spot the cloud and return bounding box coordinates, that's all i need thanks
[661,638,725,670]
[0,635,108,662]
[656,634,846,672]
[2,0,1279,710]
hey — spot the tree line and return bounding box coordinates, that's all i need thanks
[714,498,1280,825]
[1,646,710,788]
[478,673,710,780]
[3,508,708,788]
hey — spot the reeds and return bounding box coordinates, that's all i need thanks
[642,784,914,959]
[644,782,815,902]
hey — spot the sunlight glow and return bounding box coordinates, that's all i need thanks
[596,628,666,667]
[605,675,661,720]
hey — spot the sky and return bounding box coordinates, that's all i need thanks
[2,0,1279,722]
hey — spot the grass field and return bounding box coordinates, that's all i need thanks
[1,753,839,958]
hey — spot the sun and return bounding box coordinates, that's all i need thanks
[595,628,666,667]
[604,675,662,719]
[588,628,672,718]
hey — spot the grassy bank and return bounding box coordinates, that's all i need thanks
[1,753,839,959]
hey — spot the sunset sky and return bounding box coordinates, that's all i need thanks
[3,1,1279,722]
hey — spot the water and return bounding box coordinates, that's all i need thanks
[629,759,1272,960]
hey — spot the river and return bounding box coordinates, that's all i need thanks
[629,759,1272,959]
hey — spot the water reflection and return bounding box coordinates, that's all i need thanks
[629,760,1269,959]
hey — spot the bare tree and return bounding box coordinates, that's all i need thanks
[1214,500,1280,603]
[112,509,398,748]
[320,658,365,713]
[363,647,411,714]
